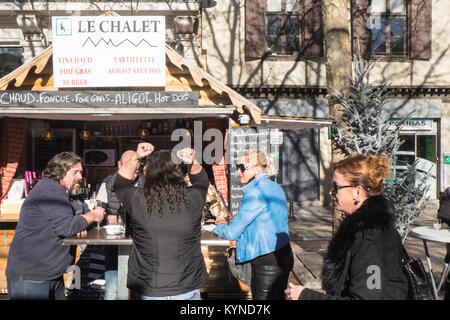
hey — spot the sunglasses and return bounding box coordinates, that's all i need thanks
[331,181,353,195]
[236,163,254,172]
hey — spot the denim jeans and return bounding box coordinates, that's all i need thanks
[104,270,118,300]
[7,276,65,300]
[139,288,201,300]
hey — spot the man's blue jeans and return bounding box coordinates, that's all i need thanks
[7,276,65,300]
[139,288,201,300]
[104,270,118,300]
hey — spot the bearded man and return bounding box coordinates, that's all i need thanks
[6,151,105,300]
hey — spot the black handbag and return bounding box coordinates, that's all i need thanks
[401,246,435,300]
[226,247,252,286]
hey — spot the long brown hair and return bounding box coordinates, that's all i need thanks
[334,153,391,197]
[143,150,188,216]
[43,152,82,181]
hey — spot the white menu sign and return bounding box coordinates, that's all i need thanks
[52,16,166,88]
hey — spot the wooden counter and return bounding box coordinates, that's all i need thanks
[0,214,19,231]
[62,226,231,247]
[0,214,18,293]
[62,226,249,299]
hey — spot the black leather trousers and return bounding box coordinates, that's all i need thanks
[250,252,294,300]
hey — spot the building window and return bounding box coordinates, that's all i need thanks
[370,0,406,57]
[353,0,431,60]
[0,47,24,78]
[245,0,322,60]
[266,0,302,55]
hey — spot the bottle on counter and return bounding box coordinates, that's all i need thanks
[117,204,124,228]
[162,119,169,134]
[157,120,163,135]
[151,120,158,134]
[124,207,132,237]
[145,120,152,133]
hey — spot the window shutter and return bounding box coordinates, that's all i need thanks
[245,0,267,60]
[303,0,323,59]
[351,0,371,58]
[410,0,431,60]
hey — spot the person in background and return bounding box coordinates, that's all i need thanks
[213,149,293,300]
[114,142,209,300]
[6,151,105,300]
[437,187,450,300]
[285,153,408,300]
[99,150,138,300]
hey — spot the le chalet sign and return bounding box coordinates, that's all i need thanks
[52,16,166,88]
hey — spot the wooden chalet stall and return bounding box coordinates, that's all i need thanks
[0,44,260,298]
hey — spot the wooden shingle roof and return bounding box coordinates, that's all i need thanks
[0,44,260,124]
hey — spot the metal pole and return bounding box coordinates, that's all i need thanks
[288,200,295,221]
[423,239,438,300]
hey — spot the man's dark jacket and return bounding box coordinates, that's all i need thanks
[300,195,408,300]
[6,178,88,281]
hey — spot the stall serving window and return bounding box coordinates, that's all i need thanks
[28,118,202,191]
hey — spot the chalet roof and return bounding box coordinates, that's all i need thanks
[0,44,261,124]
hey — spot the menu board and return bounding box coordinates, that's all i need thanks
[226,127,281,217]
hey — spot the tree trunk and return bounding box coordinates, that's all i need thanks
[322,0,353,233]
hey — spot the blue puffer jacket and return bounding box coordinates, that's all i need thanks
[213,174,290,263]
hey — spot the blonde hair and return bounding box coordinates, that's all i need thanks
[244,149,278,176]
[334,153,391,197]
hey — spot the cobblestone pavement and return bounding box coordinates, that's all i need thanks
[288,200,448,299]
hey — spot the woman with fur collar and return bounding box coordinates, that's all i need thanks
[285,153,408,300]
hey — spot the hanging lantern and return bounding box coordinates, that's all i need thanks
[80,129,90,140]
[43,129,55,141]
[42,123,54,141]
[138,128,149,138]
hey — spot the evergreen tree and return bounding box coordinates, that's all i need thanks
[331,54,431,241]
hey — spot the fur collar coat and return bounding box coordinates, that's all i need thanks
[300,195,408,300]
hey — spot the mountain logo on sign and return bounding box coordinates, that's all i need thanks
[82,37,157,47]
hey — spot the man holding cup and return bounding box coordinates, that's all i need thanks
[6,151,105,300]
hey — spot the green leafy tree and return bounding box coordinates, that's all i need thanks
[331,54,431,241]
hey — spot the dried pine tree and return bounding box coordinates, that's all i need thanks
[331,54,431,241]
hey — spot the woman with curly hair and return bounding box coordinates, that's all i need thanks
[285,153,408,300]
[114,142,209,300]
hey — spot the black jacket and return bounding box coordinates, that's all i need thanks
[300,195,408,300]
[102,172,122,215]
[6,178,88,281]
[114,168,209,297]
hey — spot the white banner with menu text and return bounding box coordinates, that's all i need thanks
[52,16,166,88]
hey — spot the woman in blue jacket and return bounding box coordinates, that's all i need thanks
[213,149,293,300]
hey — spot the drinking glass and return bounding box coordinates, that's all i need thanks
[88,193,101,229]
